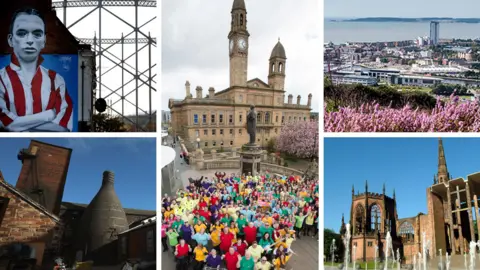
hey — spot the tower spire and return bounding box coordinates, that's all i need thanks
[383,183,385,195]
[352,184,355,197]
[437,138,449,183]
[393,188,396,200]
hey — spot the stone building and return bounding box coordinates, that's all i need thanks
[169,0,312,151]
[344,138,480,264]
[0,141,155,269]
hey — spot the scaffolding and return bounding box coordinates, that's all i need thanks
[52,0,157,131]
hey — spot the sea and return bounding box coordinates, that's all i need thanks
[325,20,480,44]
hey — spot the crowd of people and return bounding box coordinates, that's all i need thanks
[161,171,319,270]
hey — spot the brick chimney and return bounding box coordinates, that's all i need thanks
[208,87,215,98]
[297,95,301,105]
[307,93,312,108]
[287,94,293,104]
[185,80,191,98]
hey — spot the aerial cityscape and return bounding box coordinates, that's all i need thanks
[324,0,480,132]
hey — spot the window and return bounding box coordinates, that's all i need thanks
[265,112,270,123]
[229,115,233,124]
[239,95,243,102]
[257,112,261,123]
[146,230,154,253]
[204,129,208,135]
[205,142,208,147]
[239,129,242,135]
[289,116,292,122]
[368,242,373,247]
[193,114,198,124]
[213,141,216,146]
[282,116,285,123]
[211,114,216,123]
[0,197,10,227]
[230,141,233,146]
[219,114,224,124]
[304,117,307,121]
[294,117,297,122]
[279,63,283,72]
[239,114,243,122]
[195,130,199,137]
[275,128,278,134]
[220,141,224,146]
[399,222,415,243]
[370,204,381,232]
[229,129,233,135]
[212,129,216,135]
[275,115,279,122]
[202,114,207,124]
[220,129,224,135]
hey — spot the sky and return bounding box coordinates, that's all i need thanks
[324,137,480,232]
[0,138,156,210]
[53,2,158,117]
[325,0,480,18]
[161,0,321,112]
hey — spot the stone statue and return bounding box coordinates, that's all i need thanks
[246,105,257,144]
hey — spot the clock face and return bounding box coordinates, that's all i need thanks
[237,38,247,51]
[229,40,234,53]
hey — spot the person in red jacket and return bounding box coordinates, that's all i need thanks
[219,227,234,254]
[175,239,191,270]
[243,222,257,245]
[232,239,248,256]
[221,247,241,270]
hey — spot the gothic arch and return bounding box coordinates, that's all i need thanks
[354,203,365,235]
[271,63,275,73]
[399,221,415,243]
[370,204,381,232]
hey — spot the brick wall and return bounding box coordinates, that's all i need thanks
[0,0,79,54]
[16,140,72,216]
[0,182,60,267]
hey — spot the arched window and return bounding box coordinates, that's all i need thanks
[354,204,365,235]
[370,204,381,232]
[271,63,275,73]
[265,112,270,123]
[399,222,415,243]
[240,14,244,25]
[279,63,283,73]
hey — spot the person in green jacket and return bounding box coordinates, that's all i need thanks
[239,251,255,270]
[294,211,307,239]
[237,213,248,238]
[258,233,274,260]
[165,227,179,255]
[258,222,274,240]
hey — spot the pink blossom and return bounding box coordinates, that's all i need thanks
[276,121,319,158]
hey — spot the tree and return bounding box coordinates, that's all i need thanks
[276,121,319,159]
[266,138,276,153]
[324,228,345,263]
[91,113,127,132]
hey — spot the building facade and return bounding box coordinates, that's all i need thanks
[430,21,440,45]
[169,0,312,151]
[344,139,480,264]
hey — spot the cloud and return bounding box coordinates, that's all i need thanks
[64,138,92,153]
[161,0,322,112]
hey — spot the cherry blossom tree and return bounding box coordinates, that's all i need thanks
[276,120,319,158]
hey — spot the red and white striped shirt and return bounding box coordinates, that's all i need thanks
[0,55,73,132]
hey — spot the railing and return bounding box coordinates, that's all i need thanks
[198,159,304,176]
[204,160,240,170]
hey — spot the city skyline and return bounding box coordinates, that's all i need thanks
[324,138,480,232]
[0,138,156,211]
[325,0,480,18]
[162,0,321,112]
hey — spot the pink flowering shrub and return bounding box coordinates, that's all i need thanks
[276,121,319,158]
[324,95,480,132]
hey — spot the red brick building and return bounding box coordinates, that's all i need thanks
[344,138,480,264]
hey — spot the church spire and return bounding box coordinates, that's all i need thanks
[437,138,449,183]
[383,183,385,195]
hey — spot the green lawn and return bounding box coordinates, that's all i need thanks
[396,87,432,93]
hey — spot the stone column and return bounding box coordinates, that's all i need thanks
[447,185,455,253]
[232,147,237,158]
[270,153,276,163]
[211,149,217,160]
[262,150,268,161]
[455,186,464,254]
[465,182,475,242]
[474,195,480,241]
[280,158,284,166]
[196,149,204,170]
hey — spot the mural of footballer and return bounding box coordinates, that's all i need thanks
[0,8,73,132]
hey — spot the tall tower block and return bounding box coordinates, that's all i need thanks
[228,0,249,87]
[16,140,72,215]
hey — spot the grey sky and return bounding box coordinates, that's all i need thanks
[162,0,321,112]
[325,0,480,18]
[56,4,157,116]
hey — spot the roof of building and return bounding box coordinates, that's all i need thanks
[270,39,286,59]
[119,216,157,235]
[232,0,246,10]
[0,171,61,223]
[60,201,155,216]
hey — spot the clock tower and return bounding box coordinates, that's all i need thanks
[228,0,249,87]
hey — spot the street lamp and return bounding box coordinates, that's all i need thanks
[196,137,201,149]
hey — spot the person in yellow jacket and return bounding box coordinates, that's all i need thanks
[210,227,222,253]
[272,253,290,270]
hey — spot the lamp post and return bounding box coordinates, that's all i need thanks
[196,137,201,149]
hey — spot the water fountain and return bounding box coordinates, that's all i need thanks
[417,252,422,270]
[396,249,400,270]
[421,232,429,270]
[445,252,451,270]
[439,249,443,270]
[344,224,351,270]
[464,252,467,270]
[331,239,336,267]
[385,232,391,270]
[413,253,417,270]
[468,241,476,270]
[374,245,378,270]
[353,245,357,270]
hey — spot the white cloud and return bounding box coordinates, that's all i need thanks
[161,0,322,112]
